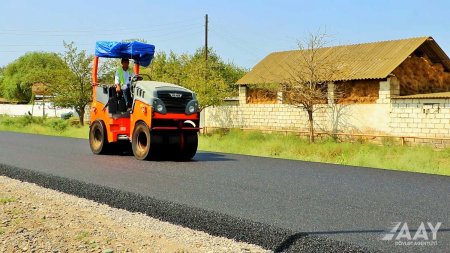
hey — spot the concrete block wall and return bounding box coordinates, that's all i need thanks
[238,85,247,105]
[204,103,392,134]
[204,78,450,142]
[205,104,312,130]
[390,98,450,138]
[0,103,91,123]
[0,103,73,118]
[377,77,400,104]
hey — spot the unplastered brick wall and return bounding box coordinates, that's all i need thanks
[204,79,450,146]
[204,103,392,134]
[390,98,450,138]
[205,104,318,130]
[204,82,393,134]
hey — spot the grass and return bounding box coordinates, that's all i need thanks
[76,231,90,240]
[0,197,16,204]
[0,115,448,176]
[0,115,88,139]
[199,129,450,176]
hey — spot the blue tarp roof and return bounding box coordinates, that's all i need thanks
[95,41,156,67]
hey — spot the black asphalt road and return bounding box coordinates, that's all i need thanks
[0,132,448,252]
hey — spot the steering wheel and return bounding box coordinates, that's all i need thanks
[131,74,152,97]
[131,74,152,82]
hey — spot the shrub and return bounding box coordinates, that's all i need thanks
[15,115,33,126]
[209,128,230,137]
[67,117,81,127]
[46,119,68,132]
[268,144,283,156]
[381,136,397,147]
[0,118,15,127]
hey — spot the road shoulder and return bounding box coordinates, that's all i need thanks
[0,175,267,253]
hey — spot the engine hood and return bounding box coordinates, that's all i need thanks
[135,81,194,94]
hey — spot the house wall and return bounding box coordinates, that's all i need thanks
[0,103,90,122]
[204,103,391,133]
[390,98,450,138]
[203,77,450,146]
[0,103,73,117]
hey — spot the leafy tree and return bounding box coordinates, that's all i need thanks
[0,52,70,102]
[143,51,186,84]
[0,66,4,97]
[191,47,247,95]
[142,47,247,108]
[182,49,229,108]
[49,42,93,125]
[98,58,119,84]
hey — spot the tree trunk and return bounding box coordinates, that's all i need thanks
[307,109,315,143]
[76,107,85,126]
[79,107,85,126]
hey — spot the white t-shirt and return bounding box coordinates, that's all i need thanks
[114,68,133,90]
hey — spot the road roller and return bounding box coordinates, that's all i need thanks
[89,41,200,160]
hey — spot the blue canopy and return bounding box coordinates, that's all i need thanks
[95,41,156,67]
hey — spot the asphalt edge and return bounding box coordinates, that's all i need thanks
[0,163,374,253]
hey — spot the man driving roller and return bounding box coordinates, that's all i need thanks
[115,58,133,109]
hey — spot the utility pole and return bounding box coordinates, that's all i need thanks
[204,14,208,81]
[204,14,208,62]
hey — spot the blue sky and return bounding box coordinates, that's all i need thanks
[1,0,449,69]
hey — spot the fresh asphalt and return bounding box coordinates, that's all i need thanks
[0,132,448,253]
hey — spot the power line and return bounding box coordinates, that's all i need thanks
[0,22,203,37]
[209,28,264,62]
[0,26,203,49]
[154,30,203,44]
[0,18,202,33]
[212,20,295,46]
[0,29,204,53]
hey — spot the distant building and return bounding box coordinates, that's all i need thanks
[204,37,450,146]
[237,36,450,104]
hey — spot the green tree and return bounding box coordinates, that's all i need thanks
[142,47,247,108]
[182,49,229,108]
[0,52,69,102]
[49,42,93,125]
[191,47,247,95]
[98,58,119,84]
[0,66,4,97]
[143,51,186,84]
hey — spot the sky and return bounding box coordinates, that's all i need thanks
[1,0,450,69]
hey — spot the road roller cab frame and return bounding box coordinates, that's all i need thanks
[89,41,200,160]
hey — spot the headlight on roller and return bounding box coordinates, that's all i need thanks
[152,98,167,114]
[185,100,199,115]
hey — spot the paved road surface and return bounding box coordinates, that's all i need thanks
[0,132,448,252]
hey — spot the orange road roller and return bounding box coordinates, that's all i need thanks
[89,41,200,160]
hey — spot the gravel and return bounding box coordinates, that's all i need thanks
[0,175,268,253]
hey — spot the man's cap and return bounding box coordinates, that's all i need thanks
[121,58,129,63]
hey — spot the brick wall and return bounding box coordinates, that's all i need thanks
[0,103,91,123]
[204,103,392,134]
[203,77,450,144]
[390,98,450,138]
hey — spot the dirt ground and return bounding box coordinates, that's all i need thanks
[0,176,268,253]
